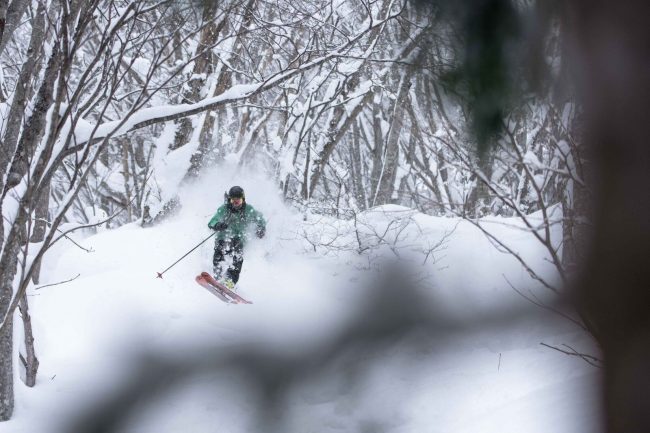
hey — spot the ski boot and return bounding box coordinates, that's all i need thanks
[222,278,236,291]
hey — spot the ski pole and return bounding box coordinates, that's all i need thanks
[156,232,216,279]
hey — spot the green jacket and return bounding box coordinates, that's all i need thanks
[208,202,266,245]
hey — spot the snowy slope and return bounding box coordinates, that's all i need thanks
[5,168,601,433]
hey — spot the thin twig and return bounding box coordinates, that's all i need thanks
[540,342,602,368]
[503,275,587,331]
[35,274,81,291]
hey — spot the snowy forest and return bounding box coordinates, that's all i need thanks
[1,0,649,432]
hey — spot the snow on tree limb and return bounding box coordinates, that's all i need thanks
[73,8,406,147]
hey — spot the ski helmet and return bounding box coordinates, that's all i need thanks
[228,185,245,199]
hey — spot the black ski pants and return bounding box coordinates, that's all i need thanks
[213,237,244,283]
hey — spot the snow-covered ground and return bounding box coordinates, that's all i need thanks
[5,168,601,433]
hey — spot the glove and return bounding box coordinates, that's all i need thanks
[256,227,266,239]
[211,221,229,231]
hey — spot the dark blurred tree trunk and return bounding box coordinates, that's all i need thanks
[567,1,650,432]
[465,154,493,217]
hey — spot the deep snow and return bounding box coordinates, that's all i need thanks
[5,167,601,433]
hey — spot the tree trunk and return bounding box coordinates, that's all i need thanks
[0,196,29,421]
[373,71,412,205]
[350,120,367,210]
[18,294,38,387]
[0,0,48,196]
[0,24,63,423]
[29,183,50,285]
[0,0,30,58]
[120,138,133,222]
[4,40,62,192]
[566,1,650,431]
[308,90,373,198]
[0,315,12,421]
[408,121,446,213]
[170,2,223,151]
[300,133,311,200]
[369,103,385,199]
[465,154,494,217]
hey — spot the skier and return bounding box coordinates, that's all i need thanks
[208,185,266,289]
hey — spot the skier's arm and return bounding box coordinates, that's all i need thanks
[249,207,266,238]
[208,206,228,230]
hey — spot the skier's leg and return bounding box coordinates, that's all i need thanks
[212,239,226,279]
[226,238,244,284]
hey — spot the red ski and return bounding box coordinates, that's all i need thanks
[197,272,252,304]
[195,274,234,303]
